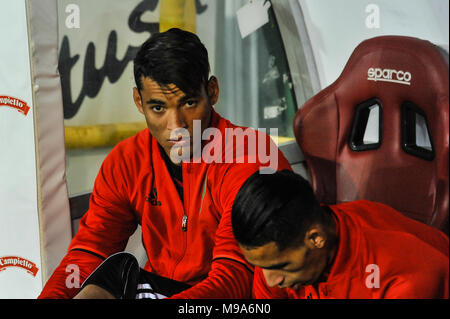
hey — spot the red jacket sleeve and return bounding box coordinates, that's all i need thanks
[170,258,253,299]
[39,148,138,299]
[169,163,256,299]
[170,182,255,298]
[382,270,449,299]
[38,250,104,299]
[171,139,292,299]
[382,247,449,299]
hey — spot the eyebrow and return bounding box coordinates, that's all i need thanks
[145,94,199,106]
[145,98,166,105]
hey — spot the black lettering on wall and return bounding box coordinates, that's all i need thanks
[195,0,208,14]
[60,0,208,119]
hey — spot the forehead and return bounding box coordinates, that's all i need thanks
[240,242,283,265]
[139,77,183,97]
[139,76,205,99]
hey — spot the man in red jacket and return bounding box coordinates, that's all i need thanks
[39,28,290,299]
[232,170,449,299]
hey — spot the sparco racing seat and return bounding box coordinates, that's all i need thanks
[294,36,449,234]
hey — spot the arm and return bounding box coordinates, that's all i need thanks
[38,149,138,299]
[171,140,292,299]
[170,185,255,299]
[38,250,104,299]
[170,258,254,299]
[382,264,449,299]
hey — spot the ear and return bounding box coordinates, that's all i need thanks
[133,87,144,115]
[207,76,219,106]
[304,226,327,249]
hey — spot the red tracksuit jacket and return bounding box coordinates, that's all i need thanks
[39,110,291,299]
[253,200,449,299]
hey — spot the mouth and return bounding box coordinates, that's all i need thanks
[167,138,189,146]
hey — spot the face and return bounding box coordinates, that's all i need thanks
[133,76,218,164]
[240,228,334,290]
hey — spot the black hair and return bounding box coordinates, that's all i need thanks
[133,28,210,95]
[232,170,331,251]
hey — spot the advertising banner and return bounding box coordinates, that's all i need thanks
[0,0,72,298]
[0,0,42,299]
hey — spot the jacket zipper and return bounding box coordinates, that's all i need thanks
[181,214,188,232]
[181,173,206,232]
[171,163,190,278]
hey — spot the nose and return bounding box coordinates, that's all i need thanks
[262,269,285,288]
[167,109,187,130]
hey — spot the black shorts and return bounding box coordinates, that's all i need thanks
[81,252,191,299]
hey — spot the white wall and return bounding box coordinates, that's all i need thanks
[299,0,449,88]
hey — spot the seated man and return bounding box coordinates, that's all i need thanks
[231,170,449,299]
[39,28,291,299]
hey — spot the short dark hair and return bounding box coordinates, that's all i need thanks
[232,170,331,251]
[133,28,210,95]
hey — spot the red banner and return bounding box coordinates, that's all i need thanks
[0,95,30,116]
[0,256,39,277]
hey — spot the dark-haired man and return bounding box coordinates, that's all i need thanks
[232,170,449,299]
[39,28,290,299]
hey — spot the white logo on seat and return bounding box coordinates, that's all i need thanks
[367,67,412,85]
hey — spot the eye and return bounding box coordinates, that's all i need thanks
[185,100,198,108]
[151,105,165,113]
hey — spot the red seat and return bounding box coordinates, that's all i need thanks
[294,36,449,234]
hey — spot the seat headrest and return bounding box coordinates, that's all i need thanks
[325,35,448,113]
[294,36,449,232]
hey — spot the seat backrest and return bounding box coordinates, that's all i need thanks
[294,36,449,234]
